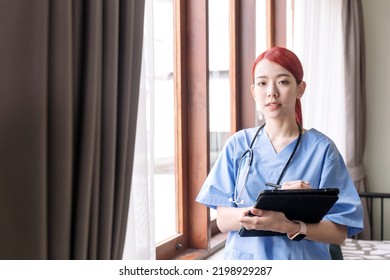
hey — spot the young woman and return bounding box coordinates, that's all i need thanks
[196,46,363,260]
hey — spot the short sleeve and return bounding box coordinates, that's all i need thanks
[195,135,238,209]
[319,144,364,237]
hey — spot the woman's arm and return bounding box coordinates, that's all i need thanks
[217,206,302,234]
[218,180,348,244]
[306,221,347,245]
[217,206,347,245]
[216,206,251,233]
[241,207,347,244]
[216,181,311,233]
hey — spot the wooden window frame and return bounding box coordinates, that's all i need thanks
[267,0,287,47]
[156,0,286,260]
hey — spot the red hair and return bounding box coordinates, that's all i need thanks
[252,46,304,127]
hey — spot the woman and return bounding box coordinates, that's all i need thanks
[196,46,363,260]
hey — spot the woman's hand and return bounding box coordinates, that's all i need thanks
[281,180,311,190]
[239,208,298,234]
[238,180,311,233]
[217,206,297,234]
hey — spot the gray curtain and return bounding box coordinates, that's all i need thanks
[342,0,371,239]
[0,0,144,259]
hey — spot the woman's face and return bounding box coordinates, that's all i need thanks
[251,59,305,122]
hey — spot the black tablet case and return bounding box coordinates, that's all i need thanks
[238,188,340,237]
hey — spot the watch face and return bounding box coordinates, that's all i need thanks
[293,233,306,241]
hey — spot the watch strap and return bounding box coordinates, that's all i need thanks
[287,220,307,241]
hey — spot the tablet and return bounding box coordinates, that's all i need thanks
[238,188,339,237]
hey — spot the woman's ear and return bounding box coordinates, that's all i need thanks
[251,84,256,100]
[297,81,306,99]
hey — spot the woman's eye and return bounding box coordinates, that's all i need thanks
[278,80,289,85]
[257,82,266,86]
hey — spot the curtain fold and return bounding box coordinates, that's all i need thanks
[111,0,145,260]
[122,64,156,259]
[47,0,74,259]
[290,0,370,240]
[0,0,145,259]
[0,0,49,260]
[342,0,371,240]
[123,0,156,259]
[291,0,347,157]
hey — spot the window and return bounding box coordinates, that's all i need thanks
[255,0,267,125]
[152,0,176,245]
[208,0,231,221]
[135,0,274,260]
[256,0,267,54]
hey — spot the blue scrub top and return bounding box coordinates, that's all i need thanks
[196,127,364,260]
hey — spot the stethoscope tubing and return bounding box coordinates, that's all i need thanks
[230,122,302,205]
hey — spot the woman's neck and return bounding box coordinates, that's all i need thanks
[264,120,301,153]
[264,119,300,138]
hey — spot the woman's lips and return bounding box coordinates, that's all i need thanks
[266,102,281,109]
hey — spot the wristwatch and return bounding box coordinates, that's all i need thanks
[287,220,307,241]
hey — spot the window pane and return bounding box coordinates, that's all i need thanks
[208,0,231,168]
[286,0,294,48]
[153,0,176,244]
[255,0,267,125]
[256,0,267,54]
[208,0,231,220]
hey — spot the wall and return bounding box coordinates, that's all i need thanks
[362,0,390,193]
[362,0,390,239]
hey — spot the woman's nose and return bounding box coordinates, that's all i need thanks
[267,85,279,97]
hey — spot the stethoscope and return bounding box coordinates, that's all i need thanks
[229,122,302,205]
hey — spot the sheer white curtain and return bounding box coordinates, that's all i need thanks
[123,0,156,260]
[288,0,346,158]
